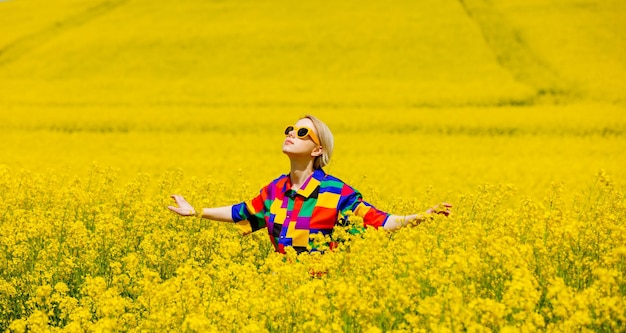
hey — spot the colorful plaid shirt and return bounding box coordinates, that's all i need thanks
[231,168,389,254]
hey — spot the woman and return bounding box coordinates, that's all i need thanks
[169,115,450,254]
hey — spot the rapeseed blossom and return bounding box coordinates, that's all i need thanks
[1,166,624,331]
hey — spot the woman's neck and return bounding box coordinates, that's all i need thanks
[289,159,314,190]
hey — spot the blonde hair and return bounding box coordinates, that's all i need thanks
[303,114,334,169]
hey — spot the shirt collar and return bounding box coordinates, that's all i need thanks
[283,168,325,198]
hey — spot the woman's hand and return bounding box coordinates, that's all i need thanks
[168,195,196,216]
[426,202,452,216]
[385,203,452,230]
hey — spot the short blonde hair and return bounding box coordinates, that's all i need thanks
[303,114,334,169]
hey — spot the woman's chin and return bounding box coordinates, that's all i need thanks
[282,144,297,154]
[282,147,305,158]
[281,147,294,156]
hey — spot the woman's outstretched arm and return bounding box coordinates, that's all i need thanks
[383,203,452,231]
[168,194,234,222]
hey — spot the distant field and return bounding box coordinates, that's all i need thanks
[0,104,624,202]
[1,0,624,106]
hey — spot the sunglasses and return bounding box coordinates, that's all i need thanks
[284,125,321,145]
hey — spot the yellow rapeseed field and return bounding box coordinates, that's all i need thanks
[1,0,625,332]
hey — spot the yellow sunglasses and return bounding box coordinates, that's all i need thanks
[284,125,321,145]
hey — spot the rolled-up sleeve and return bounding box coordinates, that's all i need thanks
[338,186,389,229]
[231,185,270,233]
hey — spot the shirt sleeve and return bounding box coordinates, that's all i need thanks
[338,186,390,229]
[231,183,270,234]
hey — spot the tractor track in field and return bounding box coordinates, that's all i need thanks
[0,0,129,68]
[458,0,576,101]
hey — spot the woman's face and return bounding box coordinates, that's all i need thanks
[282,118,322,159]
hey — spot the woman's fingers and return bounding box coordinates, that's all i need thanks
[168,205,194,216]
[439,204,451,216]
[427,203,452,216]
[171,194,190,207]
[169,195,195,216]
[171,194,184,205]
[167,205,181,213]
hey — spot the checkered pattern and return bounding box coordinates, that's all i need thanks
[232,169,389,253]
